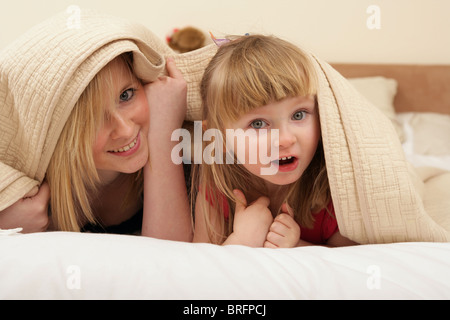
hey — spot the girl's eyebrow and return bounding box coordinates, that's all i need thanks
[291,98,316,111]
[239,109,268,120]
[298,102,316,110]
[119,80,138,93]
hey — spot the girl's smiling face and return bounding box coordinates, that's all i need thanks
[92,58,150,184]
[226,95,320,186]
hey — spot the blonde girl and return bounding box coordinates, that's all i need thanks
[1,53,191,238]
[193,35,356,247]
[0,11,193,240]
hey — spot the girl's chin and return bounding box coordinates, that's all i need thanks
[123,157,149,174]
[99,154,149,177]
[262,177,299,186]
[243,164,302,185]
[263,169,303,185]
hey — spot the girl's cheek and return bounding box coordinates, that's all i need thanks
[238,136,274,168]
[141,95,150,120]
[133,92,150,128]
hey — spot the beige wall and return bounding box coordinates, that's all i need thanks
[1,0,449,64]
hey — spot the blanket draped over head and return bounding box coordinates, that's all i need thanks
[0,10,216,211]
[1,10,449,243]
[310,56,450,243]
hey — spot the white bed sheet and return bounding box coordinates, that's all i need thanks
[1,231,449,300]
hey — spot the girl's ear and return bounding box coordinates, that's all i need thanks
[202,120,208,131]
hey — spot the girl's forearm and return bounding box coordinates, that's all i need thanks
[141,139,192,241]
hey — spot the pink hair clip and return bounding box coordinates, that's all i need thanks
[210,32,251,47]
[209,32,231,47]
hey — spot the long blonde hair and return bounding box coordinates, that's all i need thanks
[194,35,330,244]
[47,53,143,231]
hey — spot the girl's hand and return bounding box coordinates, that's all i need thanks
[225,189,273,247]
[264,202,300,248]
[144,57,187,138]
[0,182,50,233]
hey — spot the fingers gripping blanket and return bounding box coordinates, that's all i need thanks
[311,56,450,244]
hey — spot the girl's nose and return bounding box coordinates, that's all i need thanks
[110,112,134,140]
[276,125,297,149]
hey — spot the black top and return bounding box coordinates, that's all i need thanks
[81,209,143,235]
[81,164,192,235]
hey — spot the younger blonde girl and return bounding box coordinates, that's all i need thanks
[193,35,356,247]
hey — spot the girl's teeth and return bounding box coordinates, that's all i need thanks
[113,138,137,153]
[280,156,292,160]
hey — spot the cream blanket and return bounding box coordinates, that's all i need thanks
[1,10,448,243]
[311,57,450,243]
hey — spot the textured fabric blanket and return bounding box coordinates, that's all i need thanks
[311,56,450,243]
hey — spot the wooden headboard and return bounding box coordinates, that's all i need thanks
[331,64,450,115]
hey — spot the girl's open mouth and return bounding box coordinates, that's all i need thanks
[272,156,299,172]
[278,156,295,165]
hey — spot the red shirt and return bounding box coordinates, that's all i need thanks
[300,202,338,245]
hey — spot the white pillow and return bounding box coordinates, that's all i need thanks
[397,112,450,171]
[408,112,450,156]
[348,77,404,142]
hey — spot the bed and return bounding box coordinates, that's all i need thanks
[1,63,449,301]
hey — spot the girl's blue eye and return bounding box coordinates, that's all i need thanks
[120,88,135,102]
[250,119,267,129]
[292,111,305,121]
